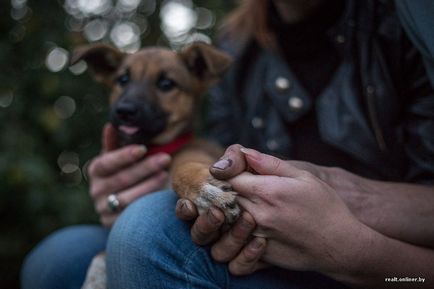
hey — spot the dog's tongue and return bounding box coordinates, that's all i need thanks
[119,125,140,135]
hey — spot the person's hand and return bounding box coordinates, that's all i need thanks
[88,123,171,227]
[175,144,269,275]
[176,199,268,275]
[228,148,369,275]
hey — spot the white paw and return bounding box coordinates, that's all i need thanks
[81,253,107,289]
[194,177,240,224]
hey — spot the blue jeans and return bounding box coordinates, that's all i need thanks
[22,190,347,289]
[106,190,347,289]
[21,225,109,289]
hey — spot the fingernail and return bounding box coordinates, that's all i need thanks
[212,158,233,170]
[208,207,223,225]
[240,148,261,161]
[240,216,255,230]
[181,200,193,214]
[132,145,147,157]
[250,237,266,250]
[155,154,171,165]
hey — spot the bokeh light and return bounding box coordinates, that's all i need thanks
[68,60,88,75]
[161,1,197,40]
[110,21,141,51]
[0,90,14,108]
[57,151,80,173]
[84,19,109,42]
[54,96,76,119]
[45,47,69,72]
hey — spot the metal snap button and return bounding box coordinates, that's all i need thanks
[251,117,264,129]
[275,77,290,91]
[288,96,304,111]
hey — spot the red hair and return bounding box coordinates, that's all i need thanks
[220,0,277,49]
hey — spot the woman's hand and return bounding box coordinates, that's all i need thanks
[88,123,171,227]
[228,148,368,275]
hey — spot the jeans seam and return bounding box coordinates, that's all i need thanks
[182,247,231,289]
[182,247,202,289]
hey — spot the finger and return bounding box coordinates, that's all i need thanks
[176,199,198,221]
[88,145,148,177]
[236,196,259,214]
[210,144,248,180]
[120,171,168,204]
[228,237,267,276]
[95,171,168,215]
[228,172,282,199]
[240,148,303,178]
[211,211,256,262]
[191,207,225,245]
[100,213,120,228]
[90,154,171,199]
[102,123,119,152]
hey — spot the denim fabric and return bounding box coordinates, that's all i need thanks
[21,225,109,289]
[106,190,348,289]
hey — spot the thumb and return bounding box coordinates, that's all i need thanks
[102,123,119,152]
[240,148,301,177]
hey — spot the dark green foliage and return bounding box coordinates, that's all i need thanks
[0,1,234,287]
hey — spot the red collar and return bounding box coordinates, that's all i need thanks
[146,132,194,156]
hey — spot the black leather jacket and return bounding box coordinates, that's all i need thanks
[206,0,434,184]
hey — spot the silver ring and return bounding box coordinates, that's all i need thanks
[107,194,121,213]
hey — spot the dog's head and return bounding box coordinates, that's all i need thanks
[71,42,232,146]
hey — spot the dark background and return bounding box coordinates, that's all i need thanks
[0,0,234,287]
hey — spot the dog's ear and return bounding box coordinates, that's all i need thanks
[71,44,125,85]
[179,42,233,85]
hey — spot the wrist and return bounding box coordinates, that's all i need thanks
[322,167,377,224]
[324,221,384,287]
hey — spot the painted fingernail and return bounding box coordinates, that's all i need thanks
[240,148,261,161]
[208,207,223,225]
[133,145,147,157]
[250,237,266,250]
[212,158,233,170]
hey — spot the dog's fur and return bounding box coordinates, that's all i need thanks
[71,42,240,288]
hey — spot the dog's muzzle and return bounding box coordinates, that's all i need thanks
[110,98,168,146]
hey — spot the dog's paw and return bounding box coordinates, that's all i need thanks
[194,177,241,224]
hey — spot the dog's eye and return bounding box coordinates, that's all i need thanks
[156,76,177,92]
[117,72,130,87]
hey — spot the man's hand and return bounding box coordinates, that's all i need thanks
[175,198,268,275]
[88,123,171,227]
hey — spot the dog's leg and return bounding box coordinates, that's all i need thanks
[172,160,241,224]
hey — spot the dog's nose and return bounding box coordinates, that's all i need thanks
[116,101,138,122]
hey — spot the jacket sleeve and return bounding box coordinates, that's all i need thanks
[401,45,434,184]
[395,0,434,87]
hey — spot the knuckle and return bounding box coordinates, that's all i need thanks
[90,183,104,199]
[227,144,242,152]
[254,212,271,228]
[87,158,99,177]
[270,157,282,175]
[299,169,314,180]
[210,246,229,262]
[229,261,252,276]
[112,173,130,189]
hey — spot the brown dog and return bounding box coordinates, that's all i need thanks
[71,42,240,288]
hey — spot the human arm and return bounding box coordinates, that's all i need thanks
[318,166,434,247]
[88,123,170,227]
[229,148,434,288]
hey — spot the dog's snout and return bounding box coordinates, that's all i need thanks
[116,101,139,122]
